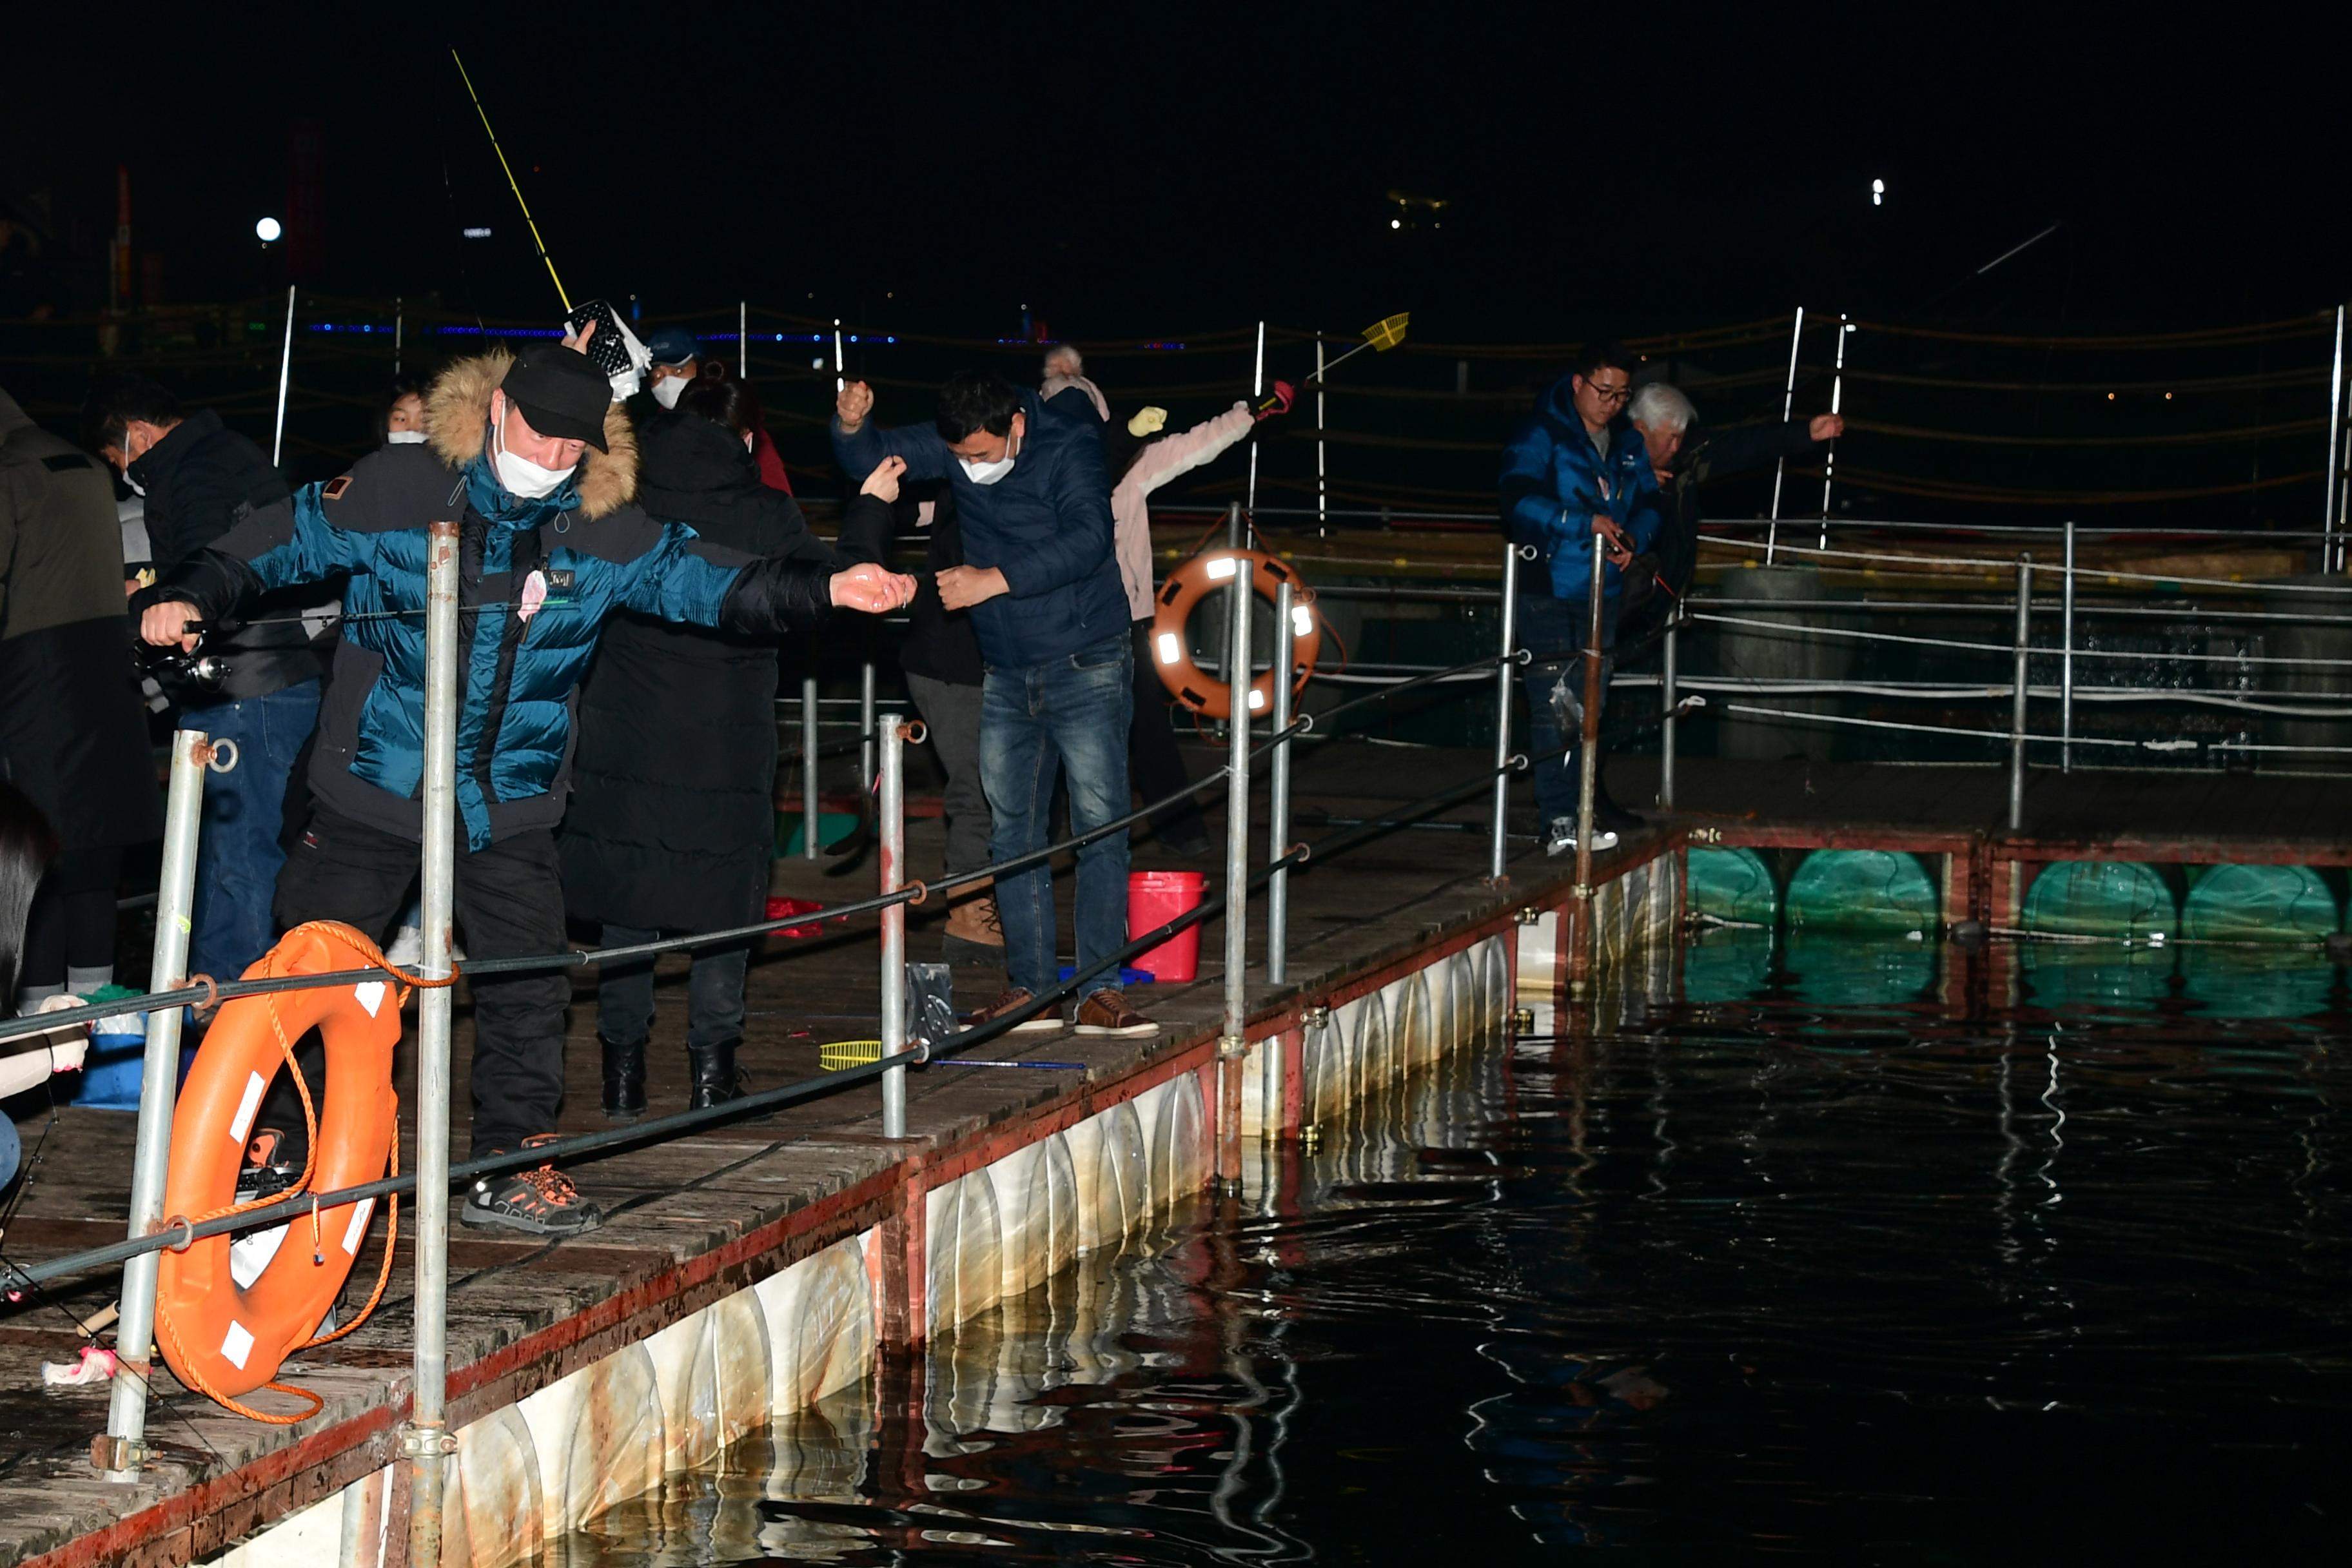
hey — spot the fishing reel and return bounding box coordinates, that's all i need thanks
[138,621,232,692]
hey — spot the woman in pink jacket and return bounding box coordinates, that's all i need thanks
[1110,391,1288,855]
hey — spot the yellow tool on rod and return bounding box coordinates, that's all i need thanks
[1254,312,1409,416]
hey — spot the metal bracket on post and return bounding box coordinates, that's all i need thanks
[1487,542,1523,885]
[1217,1034,1249,1061]
[99,729,208,1480]
[1267,580,1296,983]
[397,1427,458,1459]
[879,712,908,1139]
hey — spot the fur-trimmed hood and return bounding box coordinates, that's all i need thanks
[425,350,636,518]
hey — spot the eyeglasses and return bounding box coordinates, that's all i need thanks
[1582,380,1632,405]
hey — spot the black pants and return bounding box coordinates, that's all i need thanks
[275,807,571,1157]
[1128,619,1208,846]
[20,845,122,990]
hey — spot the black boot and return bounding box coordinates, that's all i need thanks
[601,1035,646,1121]
[687,1037,746,1110]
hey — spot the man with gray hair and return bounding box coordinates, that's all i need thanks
[1621,382,1841,638]
[1041,344,1109,423]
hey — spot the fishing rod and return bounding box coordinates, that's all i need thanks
[1250,311,1410,416]
[451,49,570,313]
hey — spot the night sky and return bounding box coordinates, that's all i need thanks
[6,6,2346,342]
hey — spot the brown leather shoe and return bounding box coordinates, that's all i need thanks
[941,888,1005,963]
[964,987,1067,1034]
[1074,989,1158,1037]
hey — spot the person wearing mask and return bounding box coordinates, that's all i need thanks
[1109,394,1293,853]
[137,333,916,1235]
[1498,341,1662,856]
[0,387,162,1010]
[834,371,1158,1039]
[81,374,325,994]
[640,327,796,496]
[562,377,890,1119]
[1619,382,1843,643]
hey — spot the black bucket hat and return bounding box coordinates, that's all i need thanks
[502,344,612,451]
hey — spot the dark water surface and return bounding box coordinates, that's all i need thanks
[557,936,2352,1563]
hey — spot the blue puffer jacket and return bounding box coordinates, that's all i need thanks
[1498,374,1663,600]
[832,386,1127,668]
[152,353,836,850]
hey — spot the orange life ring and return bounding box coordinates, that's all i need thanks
[1150,547,1320,720]
[156,921,401,1411]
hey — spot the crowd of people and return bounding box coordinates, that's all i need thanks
[0,318,1832,1232]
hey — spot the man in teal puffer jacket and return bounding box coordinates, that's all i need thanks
[140,340,914,1235]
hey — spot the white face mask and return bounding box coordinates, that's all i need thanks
[491,400,576,500]
[651,373,689,410]
[386,429,428,445]
[121,472,146,497]
[957,425,1020,485]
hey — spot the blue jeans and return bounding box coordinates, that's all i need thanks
[596,925,749,1050]
[186,680,319,987]
[1516,594,1617,825]
[979,635,1133,998]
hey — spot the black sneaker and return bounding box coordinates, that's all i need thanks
[460,1135,604,1237]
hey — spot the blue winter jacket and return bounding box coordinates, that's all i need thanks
[832,386,1128,668]
[150,355,836,850]
[1498,375,1663,600]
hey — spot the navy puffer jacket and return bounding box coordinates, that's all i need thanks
[832,386,1126,668]
[1498,374,1663,601]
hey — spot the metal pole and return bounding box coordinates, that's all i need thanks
[1245,320,1265,516]
[271,284,296,468]
[393,297,402,380]
[1315,334,1328,538]
[404,518,462,1567]
[1765,305,1805,563]
[1661,605,1680,810]
[2061,522,2077,773]
[1218,561,1253,1188]
[1572,522,1607,901]
[98,729,206,1480]
[832,318,845,395]
[2008,554,2032,834]
[1267,580,1295,984]
[801,671,821,861]
[1487,543,1522,883]
[2326,305,2347,573]
[1817,315,1848,545]
[878,712,908,1139]
[858,658,878,792]
[739,300,748,380]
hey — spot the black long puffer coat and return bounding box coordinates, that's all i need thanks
[559,409,885,933]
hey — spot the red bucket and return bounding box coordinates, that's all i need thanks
[1128,870,1207,983]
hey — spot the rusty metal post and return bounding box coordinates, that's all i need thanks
[1488,542,1523,883]
[97,729,207,1479]
[879,712,908,1139]
[1267,580,1295,984]
[1217,559,1254,1191]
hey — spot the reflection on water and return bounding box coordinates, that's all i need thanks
[555,935,2352,1563]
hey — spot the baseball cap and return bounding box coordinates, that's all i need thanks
[644,327,700,368]
[502,346,612,452]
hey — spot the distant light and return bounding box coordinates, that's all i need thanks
[2164,391,2173,400]
[1389,218,1402,230]
[810,357,825,369]
[255,217,282,242]
[461,226,493,240]
[1871,177,1885,207]
[2106,392,2115,401]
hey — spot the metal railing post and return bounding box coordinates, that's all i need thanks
[1765,304,1805,564]
[1267,580,1295,984]
[1572,524,1609,898]
[2009,553,2033,833]
[858,658,877,792]
[270,285,295,468]
[2324,304,2345,573]
[800,671,821,860]
[878,712,908,1139]
[1487,544,1522,883]
[1818,314,1848,547]
[1315,334,1328,538]
[404,518,462,1567]
[97,729,206,1480]
[2061,523,2077,773]
[1661,604,1680,810]
[1217,561,1253,1190]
